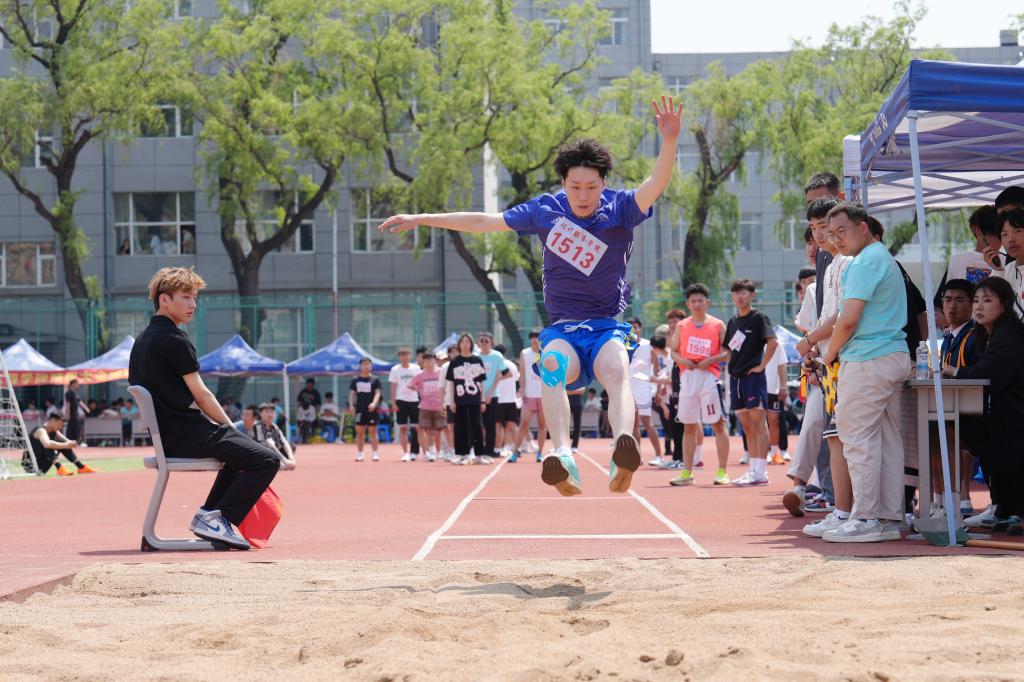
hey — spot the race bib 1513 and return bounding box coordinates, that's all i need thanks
[546,217,607,276]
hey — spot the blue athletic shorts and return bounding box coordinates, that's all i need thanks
[730,372,768,411]
[536,318,637,391]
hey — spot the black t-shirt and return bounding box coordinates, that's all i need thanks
[446,355,486,406]
[29,427,56,462]
[725,309,775,376]
[349,376,380,413]
[129,315,215,451]
[64,389,80,422]
[297,387,321,407]
[815,249,834,318]
[897,260,926,356]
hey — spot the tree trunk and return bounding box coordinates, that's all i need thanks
[509,171,551,326]
[447,231,525,351]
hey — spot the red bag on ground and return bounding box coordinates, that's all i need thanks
[238,486,283,549]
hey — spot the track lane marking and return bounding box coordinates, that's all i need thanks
[411,458,508,561]
[577,451,711,558]
[439,533,679,540]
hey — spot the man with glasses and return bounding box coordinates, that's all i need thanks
[820,203,910,543]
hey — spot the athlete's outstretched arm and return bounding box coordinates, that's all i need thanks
[379,212,510,235]
[635,96,683,214]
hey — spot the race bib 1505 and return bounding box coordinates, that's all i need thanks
[686,336,712,358]
[546,217,607,276]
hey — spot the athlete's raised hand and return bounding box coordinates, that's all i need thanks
[651,95,683,140]
[379,214,421,234]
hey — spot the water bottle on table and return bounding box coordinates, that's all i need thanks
[915,341,930,380]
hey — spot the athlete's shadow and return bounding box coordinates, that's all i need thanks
[439,582,612,609]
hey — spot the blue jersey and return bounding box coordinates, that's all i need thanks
[503,189,651,322]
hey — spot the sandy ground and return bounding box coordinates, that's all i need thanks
[2,557,1023,681]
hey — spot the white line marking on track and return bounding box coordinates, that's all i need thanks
[440,533,679,540]
[474,496,632,501]
[411,458,508,561]
[577,451,711,559]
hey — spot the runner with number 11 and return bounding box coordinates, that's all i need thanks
[380,96,683,497]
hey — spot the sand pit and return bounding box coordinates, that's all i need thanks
[2,556,1022,681]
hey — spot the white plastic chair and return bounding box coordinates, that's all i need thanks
[129,385,224,551]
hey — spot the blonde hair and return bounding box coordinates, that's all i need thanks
[148,267,207,311]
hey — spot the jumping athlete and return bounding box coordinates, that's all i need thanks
[380,97,682,496]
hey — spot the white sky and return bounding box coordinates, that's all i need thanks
[650,0,1022,54]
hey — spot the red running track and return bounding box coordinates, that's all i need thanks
[0,437,1007,597]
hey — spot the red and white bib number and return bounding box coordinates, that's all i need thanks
[686,336,712,358]
[546,217,607,276]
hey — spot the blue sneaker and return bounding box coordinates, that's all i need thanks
[541,448,581,497]
[508,450,519,463]
[191,509,251,550]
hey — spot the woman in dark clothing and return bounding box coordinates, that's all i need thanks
[944,277,1024,529]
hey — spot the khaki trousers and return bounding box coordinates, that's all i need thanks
[836,352,911,522]
[788,383,823,483]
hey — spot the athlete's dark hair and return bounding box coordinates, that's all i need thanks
[972,277,1024,351]
[554,138,613,180]
[494,344,507,355]
[826,201,870,227]
[421,350,436,360]
[1001,207,1024,231]
[866,216,884,242]
[529,328,541,339]
[359,357,372,365]
[685,283,710,298]
[245,404,259,414]
[626,316,642,328]
[969,205,1000,237]
[415,345,428,356]
[941,279,974,299]
[994,185,1024,211]
[804,225,814,243]
[731,278,756,293]
[804,172,840,196]
[797,266,816,281]
[806,195,840,221]
[650,335,667,350]
[665,308,685,319]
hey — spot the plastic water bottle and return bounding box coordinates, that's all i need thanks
[915,341,930,380]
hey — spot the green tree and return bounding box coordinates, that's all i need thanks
[180,0,374,353]
[755,0,952,246]
[0,0,173,351]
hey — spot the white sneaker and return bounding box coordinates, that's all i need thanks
[463,455,479,466]
[739,452,750,465]
[355,452,365,462]
[401,453,412,463]
[964,505,996,528]
[648,456,666,467]
[823,519,901,543]
[802,511,845,537]
[410,453,417,461]
[426,451,437,462]
[450,455,465,465]
[371,452,379,462]
[731,470,769,486]
[478,455,494,465]
[782,451,791,462]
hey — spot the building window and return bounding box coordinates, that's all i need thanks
[351,188,432,252]
[598,9,628,47]
[666,76,691,96]
[114,192,197,256]
[173,0,192,18]
[676,150,699,173]
[780,217,802,251]
[141,105,194,138]
[739,213,759,252]
[21,131,54,168]
[0,243,57,287]
[236,191,315,255]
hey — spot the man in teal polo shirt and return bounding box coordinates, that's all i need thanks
[821,202,911,543]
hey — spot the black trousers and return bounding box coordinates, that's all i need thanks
[32,446,80,474]
[659,402,674,457]
[454,404,485,456]
[66,417,82,441]
[193,426,280,527]
[482,397,498,453]
[991,469,1024,520]
[569,394,583,449]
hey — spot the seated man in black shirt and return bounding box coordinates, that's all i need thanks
[27,413,99,475]
[129,267,279,550]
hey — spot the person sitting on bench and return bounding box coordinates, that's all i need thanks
[27,413,98,476]
[129,267,280,550]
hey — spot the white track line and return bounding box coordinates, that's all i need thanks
[439,533,679,540]
[474,496,632,501]
[577,451,711,559]
[411,458,508,561]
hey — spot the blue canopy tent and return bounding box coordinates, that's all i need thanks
[66,335,134,385]
[773,325,802,365]
[198,334,289,423]
[844,59,1024,546]
[286,333,390,376]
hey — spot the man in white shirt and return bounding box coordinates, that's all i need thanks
[627,318,663,461]
[517,331,547,462]
[494,347,521,459]
[389,348,421,462]
[319,391,341,442]
[764,341,789,465]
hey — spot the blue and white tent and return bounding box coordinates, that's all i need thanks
[198,334,289,422]
[843,59,1024,546]
[286,333,389,376]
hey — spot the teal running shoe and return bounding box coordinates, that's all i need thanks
[541,448,581,497]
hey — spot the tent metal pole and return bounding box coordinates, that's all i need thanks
[908,111,958,549]
[283,372,291,432]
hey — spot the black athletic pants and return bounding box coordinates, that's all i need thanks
[569,393,583,449]
[991,469,1024,520]
[660,402,674,457]
[33,447,80,474]
[482,397,498,454]
[454,404,485,456]
[193,425,280,527]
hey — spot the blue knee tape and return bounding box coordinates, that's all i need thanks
[540,350,569,388]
